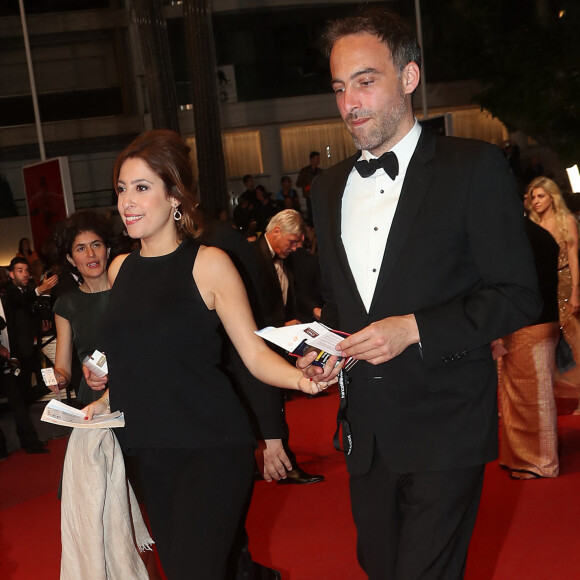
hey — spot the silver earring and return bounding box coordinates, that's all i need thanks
[173,206,182,221]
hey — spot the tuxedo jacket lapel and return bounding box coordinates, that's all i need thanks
[369,131,436,314]
[257,235,279,288]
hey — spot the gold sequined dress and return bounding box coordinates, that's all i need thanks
[554,237,580,391]
[499,322,560,477]
[498,222,561,478]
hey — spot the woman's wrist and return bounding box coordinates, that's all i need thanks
[297,374,310,392]
[99,396,110,412]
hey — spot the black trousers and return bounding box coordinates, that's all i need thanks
[134,444,255,580]
[17,352,49,404]
[349,445,485,580]
[0,371,41,450]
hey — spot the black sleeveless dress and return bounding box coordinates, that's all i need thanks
[101,239,257,577]
[101,238,254,451]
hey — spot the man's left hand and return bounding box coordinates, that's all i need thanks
[83,365,108,391]
[337,314,420,365]
[262,439,293,482]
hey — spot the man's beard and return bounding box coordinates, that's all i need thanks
[345,90,407,153]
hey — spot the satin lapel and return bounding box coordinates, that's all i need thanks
[327,156,368,314]
[369,131,437,314]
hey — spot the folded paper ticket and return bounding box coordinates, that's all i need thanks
[255,322,356,370]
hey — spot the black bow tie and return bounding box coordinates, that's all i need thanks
[355,151,399,180]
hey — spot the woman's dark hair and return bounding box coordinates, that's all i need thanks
[113,129,202,240]
[18,237,32,256]
[57,210,114,272]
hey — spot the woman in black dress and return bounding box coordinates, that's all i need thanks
[84,130,324,579]
[51,210,113,405]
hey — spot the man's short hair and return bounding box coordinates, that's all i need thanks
[265,209,306,236]
[9,257,29,271]
[309,151,320,160]
[242,174,253,186]
[324,7,422,74]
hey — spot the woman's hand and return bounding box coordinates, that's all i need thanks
[296,351,343,395]
[82,397,110,420]
[297,350,343,381]
[83,365,108,391]
[50,368,70,394]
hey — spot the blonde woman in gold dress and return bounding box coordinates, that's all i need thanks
[528,177,580,411]
[498,216,560,479]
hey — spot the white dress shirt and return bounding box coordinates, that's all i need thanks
[341,120,422,312]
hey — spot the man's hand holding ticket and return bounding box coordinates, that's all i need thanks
[255,322,356,370]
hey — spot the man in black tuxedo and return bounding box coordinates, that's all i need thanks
[3,258,56,402]
[298,8,541,580]
[252,209,324,485]
[2,257,57,454]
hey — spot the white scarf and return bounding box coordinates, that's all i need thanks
[60,428,154,580]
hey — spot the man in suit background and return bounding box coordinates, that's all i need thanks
[298,8,541,580]
[296,151,323,223]
[1,257,57,454]
[202,211,320,577]
[253,209,324,485]
[3,258,56,403]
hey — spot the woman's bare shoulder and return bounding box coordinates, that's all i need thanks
[108,253,130,285]
[195,245,232,268]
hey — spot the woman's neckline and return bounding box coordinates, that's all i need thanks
[78,284,111,295]
[137,239,186,259]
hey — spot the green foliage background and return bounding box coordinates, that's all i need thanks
[457,0,580,165]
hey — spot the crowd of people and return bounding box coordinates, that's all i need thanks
[231,150,323,240]
[0,6,578,580]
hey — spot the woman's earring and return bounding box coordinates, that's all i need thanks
[173,206,182,221]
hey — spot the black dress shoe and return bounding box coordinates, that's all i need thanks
[277,467,324,485]
[253,562,282,580]
[25,444,50,454]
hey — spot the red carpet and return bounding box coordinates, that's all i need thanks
[2,390,580,579]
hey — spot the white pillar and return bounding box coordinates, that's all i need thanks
[19,0,45,160]
[414,0,428,120]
